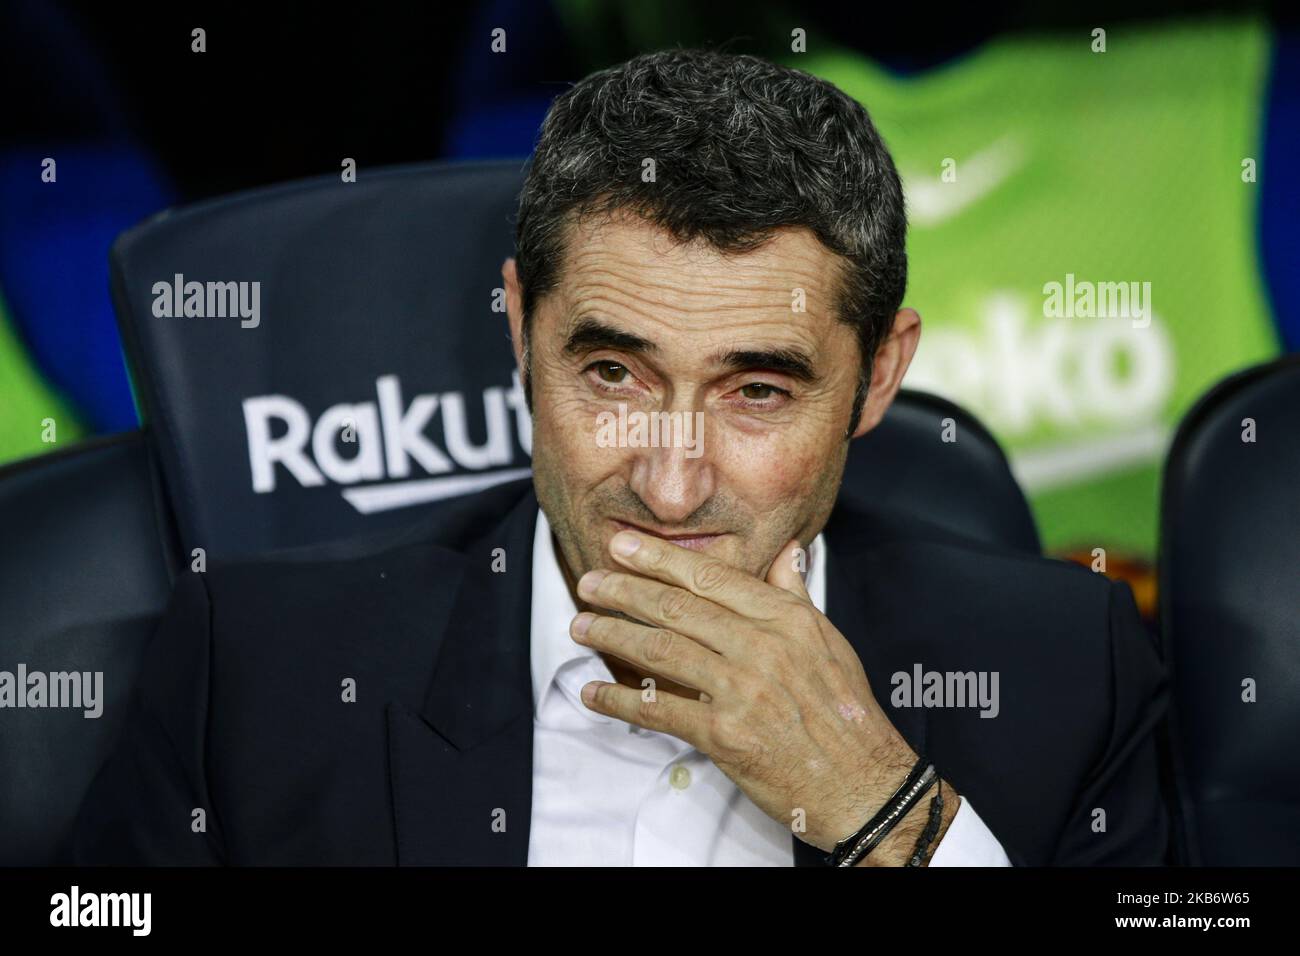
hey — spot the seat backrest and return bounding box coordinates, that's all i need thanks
[0,432,174,864]
[1159,355,1300,865]
[110,159,1037,561]
[110,160,530,560]
[847,389,1039,553]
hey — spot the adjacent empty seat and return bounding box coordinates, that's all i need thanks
[1160,355,1300,865]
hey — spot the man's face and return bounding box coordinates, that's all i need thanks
[505,210,915,600]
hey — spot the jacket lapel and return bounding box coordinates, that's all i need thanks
[386,485,539,865]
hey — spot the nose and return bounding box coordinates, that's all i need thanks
[626,408,715,526]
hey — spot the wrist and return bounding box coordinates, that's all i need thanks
[854,779,960,867]
[818,739,918,850]
[823,753,937,866]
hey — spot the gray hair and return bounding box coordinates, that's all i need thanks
[513,47,908,438]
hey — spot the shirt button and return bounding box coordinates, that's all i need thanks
[669,764,692,790]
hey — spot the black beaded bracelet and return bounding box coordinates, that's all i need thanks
[825,756,938,867]
[906,779,945,867]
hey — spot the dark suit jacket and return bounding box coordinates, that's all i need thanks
[72,477,1169,866]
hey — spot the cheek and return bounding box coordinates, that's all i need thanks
[712,422,833,509]
[532,390,629,484]
[533,359,611,432]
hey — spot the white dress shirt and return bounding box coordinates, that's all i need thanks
[526,508,1012,866]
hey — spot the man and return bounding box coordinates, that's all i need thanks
[73,49,1168,866]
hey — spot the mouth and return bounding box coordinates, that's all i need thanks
[610,519,726,553]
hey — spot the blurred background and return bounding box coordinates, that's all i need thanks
[2,0,1297,615]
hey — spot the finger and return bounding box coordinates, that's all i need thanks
[606,530,789,622]
[577,569,742,655]
[579,678,709,747]
[571,612,727,695]
[765,538,853,665]
[765,537,812,600]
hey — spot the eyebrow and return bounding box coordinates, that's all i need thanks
[711,347,820,384]
[562,316,821,383]
[562,317,660,358]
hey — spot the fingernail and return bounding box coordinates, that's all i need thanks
[581,682,599,704]
[578,569,608,596]
[611,532,641,557]
[571,612,593,638]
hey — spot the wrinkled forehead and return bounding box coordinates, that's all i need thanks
[540,210,851,359]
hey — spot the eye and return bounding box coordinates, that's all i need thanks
[584,360,635,390]
[738,382,780,401]
[735,382,791,405]
[594,362,628,384]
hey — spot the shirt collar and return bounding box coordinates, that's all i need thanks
[529,508,829,718]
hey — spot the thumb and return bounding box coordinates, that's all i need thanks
[766,538,812,600]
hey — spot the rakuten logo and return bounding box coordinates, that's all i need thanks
[243,371,532,513]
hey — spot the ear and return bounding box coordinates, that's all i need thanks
[850,307,922,439]
[502,257,527,375]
